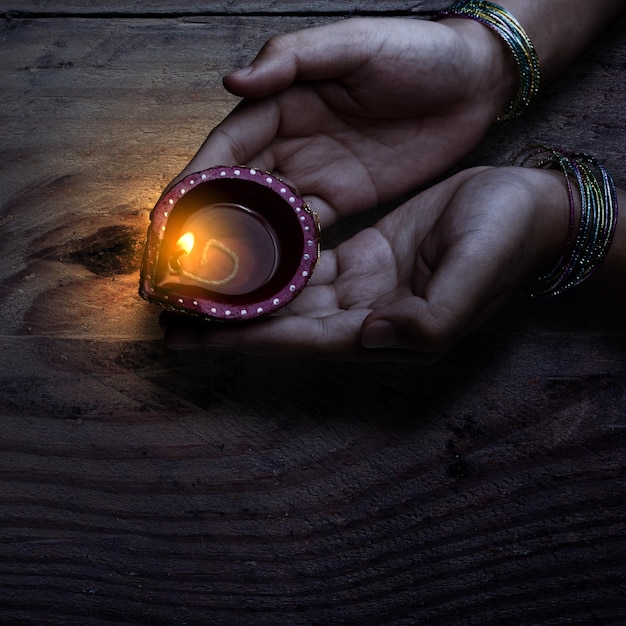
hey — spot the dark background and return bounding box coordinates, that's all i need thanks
[0,2,624,624]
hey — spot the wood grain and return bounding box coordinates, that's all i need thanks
[1,1,449,16]
[0,6,625,625]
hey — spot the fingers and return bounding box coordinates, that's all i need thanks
[164,308,454,363]
[162,251,346,356]
[164,309,371,359]
[307,249,339,286]
[223,19,377,98]
[361,296,457,358]
[173,98,281,182]
[167,96,342,226]
[361,296,491,360]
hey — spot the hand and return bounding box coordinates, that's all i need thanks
[164,166,571,361]
[171,17,516,226]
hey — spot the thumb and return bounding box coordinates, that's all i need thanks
[361,296,464,358]
[223,19,376,98]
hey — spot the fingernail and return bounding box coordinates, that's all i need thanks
[228,65,254,79]
[362,320,396,349]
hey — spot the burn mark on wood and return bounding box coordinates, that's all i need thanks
[34,224,144,276]
[67,225,143,276]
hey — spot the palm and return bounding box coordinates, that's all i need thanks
[200,226,403,359]
[286,226,401,319]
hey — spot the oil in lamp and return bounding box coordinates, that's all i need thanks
[139,166,320,321]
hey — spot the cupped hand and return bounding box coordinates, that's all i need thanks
[172,17,516,226]
[164,166,571,361]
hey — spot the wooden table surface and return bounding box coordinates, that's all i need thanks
[1,2,625,624]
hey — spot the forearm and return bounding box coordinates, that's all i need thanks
[496,0,625,84]
[438,0,625,120]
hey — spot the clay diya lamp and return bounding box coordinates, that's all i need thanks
[139,166,320,321]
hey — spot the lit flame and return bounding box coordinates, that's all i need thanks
[176,231,195,255]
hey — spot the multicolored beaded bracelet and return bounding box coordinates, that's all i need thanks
[436,0,541,122]
[514,144,619,298]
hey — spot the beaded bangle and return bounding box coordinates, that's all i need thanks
[514,144,619,298]
[436,1,541,122]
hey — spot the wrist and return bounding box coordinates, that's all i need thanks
[490,0,625,84]
[523,168,578,274]
[437,16,518,122]
[515,146,619,297]
[528,172,624,302]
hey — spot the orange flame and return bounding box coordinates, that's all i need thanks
[176,231,195,255]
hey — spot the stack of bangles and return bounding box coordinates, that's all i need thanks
[435,0,540,121]
[515,145,619,298]
[436,2,619,296]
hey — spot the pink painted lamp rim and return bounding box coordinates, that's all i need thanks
[139,166,320,321]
